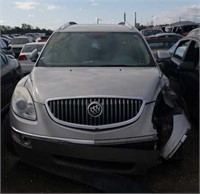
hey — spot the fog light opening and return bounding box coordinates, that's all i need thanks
[21,136,31,146]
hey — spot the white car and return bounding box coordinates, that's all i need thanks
[9,36,34,58]
[8,22,190,175]
[18,42,45,75]
[148,33,183,40]
[187,27,200,36]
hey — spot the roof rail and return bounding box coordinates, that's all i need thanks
[118,22,135,30]
[58,21,77,30]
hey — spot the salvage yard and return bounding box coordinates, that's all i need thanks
[1,1,199,193]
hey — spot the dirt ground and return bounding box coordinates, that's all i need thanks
[147,123,199,193]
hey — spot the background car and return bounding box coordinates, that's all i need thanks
[157,34,199,124]
[146,36,179,54]
[164,21,198,36]
[36,35,50,42]
[18,42,45,75]
[148,33,183,41]
[0,37,15,56]
[1,52,22,113]
[140,28,163,38]
[9,36,34,58]
[187,27,200,36]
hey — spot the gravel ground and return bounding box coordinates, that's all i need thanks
[1,113,199,193]
[147,123,199,193]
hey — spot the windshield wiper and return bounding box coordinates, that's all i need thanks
[81,60,94,64]
[102,64,133,67]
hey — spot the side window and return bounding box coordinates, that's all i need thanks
[185,41,199,67]
[174,40,190,61]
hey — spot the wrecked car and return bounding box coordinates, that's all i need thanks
[7,22,190,174]
[156,34,199,124]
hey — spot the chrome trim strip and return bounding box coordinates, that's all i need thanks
[11,126,157,145]
[45,95,146,130]
[11,126,95,145]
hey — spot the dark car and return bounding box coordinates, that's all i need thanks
[1,52,22,113]
[165,21,198,36]
[0,38,15,56]
[156,34,199,123]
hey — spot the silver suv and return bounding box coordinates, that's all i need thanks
[10,22,190,174]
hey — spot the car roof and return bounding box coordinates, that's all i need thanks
[152,33,182,37]
[56,23,138,33]
[13,36,30,39]
[141,28,163,31]
[187,27,200,36]
[181,34,200,41]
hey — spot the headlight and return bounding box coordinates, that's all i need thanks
[12,87,36,120]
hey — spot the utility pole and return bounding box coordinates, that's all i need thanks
[152,15,154,26]
[96,18,102,24]
[124,12,126,22]
[134,12,137,27]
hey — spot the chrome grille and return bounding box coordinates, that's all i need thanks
[47,97,143,126]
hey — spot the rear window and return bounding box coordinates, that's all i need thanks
[143,30,162,36]
[11,38,29,44]
[22,44,44,53]
[37,32,154,67]
[147,39,177,51]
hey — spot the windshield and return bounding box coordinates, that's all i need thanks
[22,44,44,53]
[37,32,154,67]
[11,38,29,44]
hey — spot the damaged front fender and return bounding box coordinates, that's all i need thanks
[153,84,191,159]
[161,113,190,159]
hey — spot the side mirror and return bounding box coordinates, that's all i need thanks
[156,50,171,62]
[155,50,171,73]
[30,49,39,62]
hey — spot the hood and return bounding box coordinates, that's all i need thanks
[26,67,162,104]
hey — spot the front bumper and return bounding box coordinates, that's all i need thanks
[11,129,160,174]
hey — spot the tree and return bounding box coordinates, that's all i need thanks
[21,23,33,32]
[1,24,52,35]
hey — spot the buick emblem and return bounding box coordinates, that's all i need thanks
[87,101,103,117]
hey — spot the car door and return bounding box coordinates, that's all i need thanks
[172,39,199,110]
[1,53,15,111]
[161,38,199,159]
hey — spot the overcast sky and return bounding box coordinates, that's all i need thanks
[0,0,199,30]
